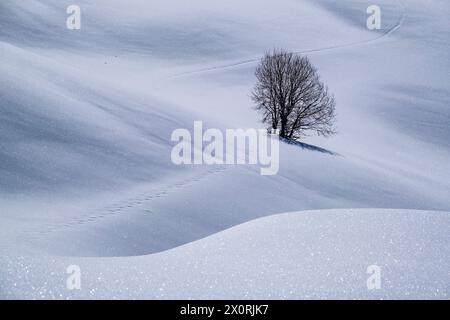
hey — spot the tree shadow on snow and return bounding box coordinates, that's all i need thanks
[280,137,339,156]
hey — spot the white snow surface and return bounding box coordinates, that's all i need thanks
[1,209,450,299]
[0,0,450,299]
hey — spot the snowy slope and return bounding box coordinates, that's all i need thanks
[1,209,449,299]
[1,0,450,298]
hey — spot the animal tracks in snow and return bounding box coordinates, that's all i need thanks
[23,166,228,242]
[170,0,406,79]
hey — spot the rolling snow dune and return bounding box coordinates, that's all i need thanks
[1,209,449,299]
[0,0,450,298]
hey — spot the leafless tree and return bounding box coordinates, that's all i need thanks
[252,49,336,140]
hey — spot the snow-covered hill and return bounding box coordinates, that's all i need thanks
[1,209,449,299]
[0,0,449,298]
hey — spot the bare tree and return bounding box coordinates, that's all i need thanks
[252,49,336,140]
